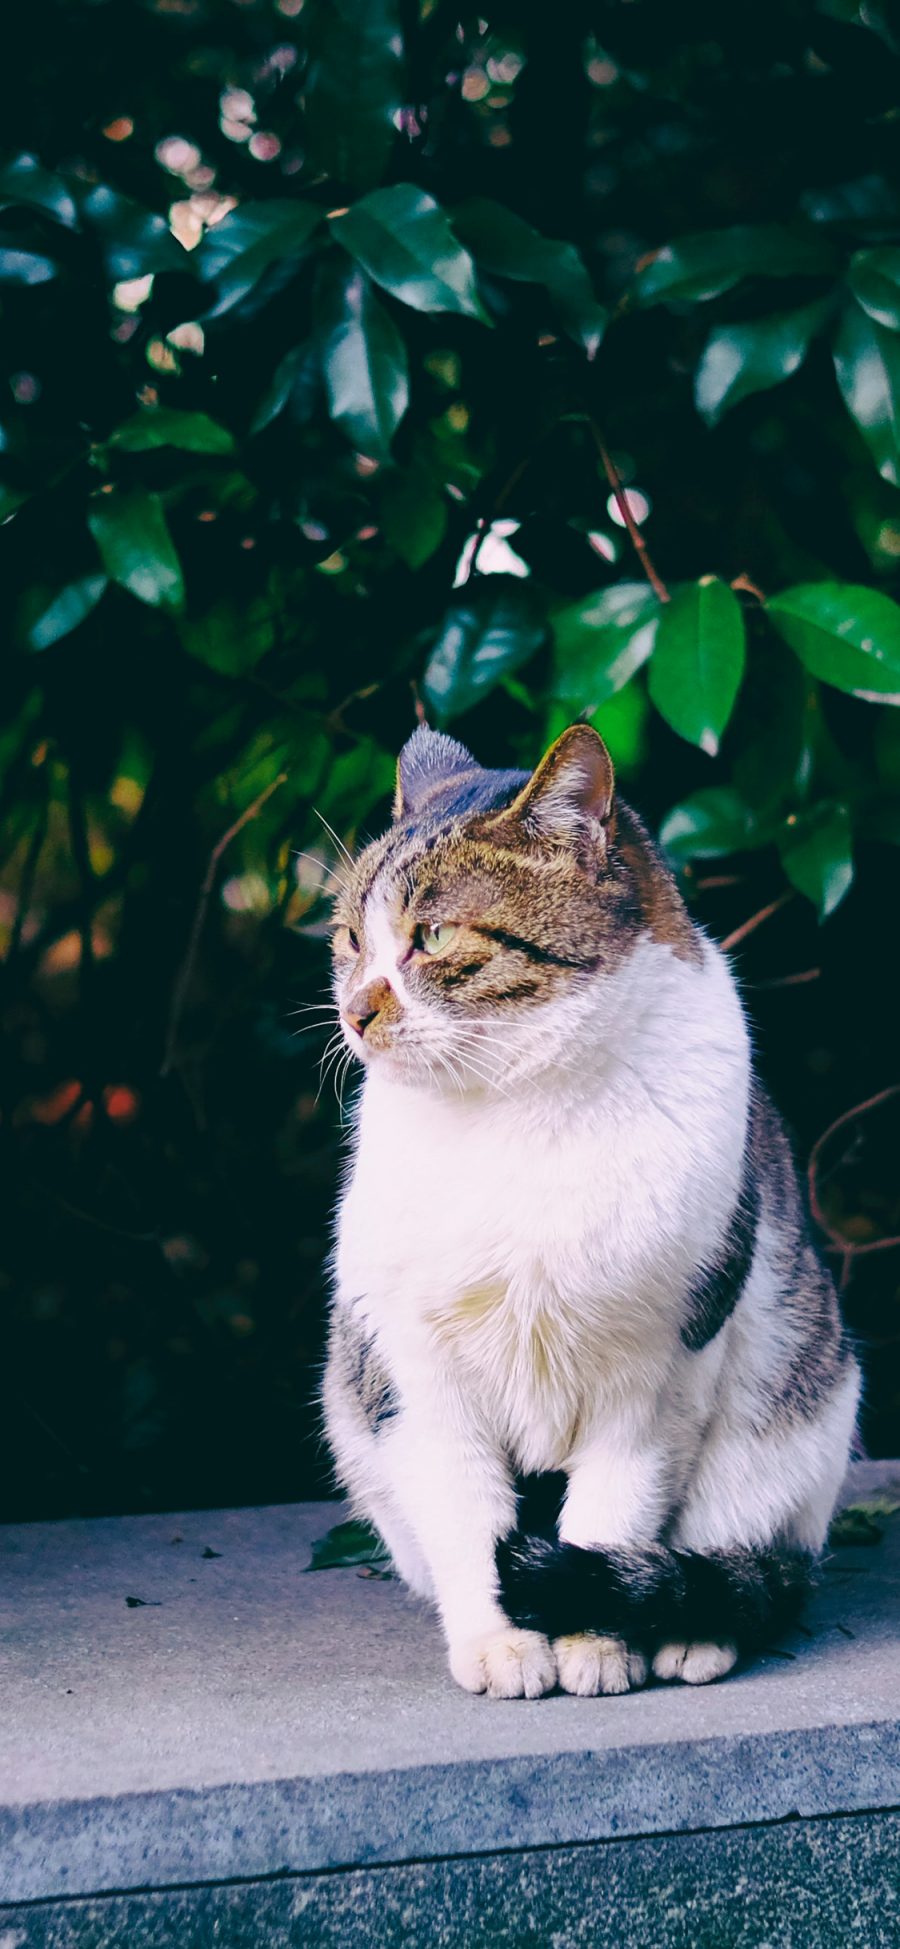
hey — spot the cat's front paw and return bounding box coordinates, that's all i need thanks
[554,1633,648,1696]
[652,1639,738,1685]
[449,1627,556,1699]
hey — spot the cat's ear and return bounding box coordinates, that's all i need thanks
[394,725,478,820]
[496,725,615,852]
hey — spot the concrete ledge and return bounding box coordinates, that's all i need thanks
[2,1463,899,1920]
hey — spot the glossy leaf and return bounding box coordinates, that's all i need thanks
[422,578,548,722]
[379,457,446,567]
[833,299,900,485]
[197,200,322,313]
[632,225,837,307]
[767,582,900,699]
[0,481,30,521]
[306,1518,390,1571]
[317,260,408,460]
[250,344,319,435]
[80,186,187,279]
[695,302,828,425]
[0,245,56,284]
[452,197,605,354]
[848,247,900,331]
[330,186,489,321]
[659,788,762,861]
[0,154,78,229]
[179,594,278,676]
[551,582,660,708]
[779,802,854,917]
[28,574,108,650]
[87,488,184,611]
[305,0,404,193]
[648,578,746,754]
[110,410,235,454]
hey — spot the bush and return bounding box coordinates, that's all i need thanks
[3,0,899,1517]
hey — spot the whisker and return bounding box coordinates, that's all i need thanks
[293,849,352,896]
[312,809,356,869]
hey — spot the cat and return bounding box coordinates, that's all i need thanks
[322,722,859,1698]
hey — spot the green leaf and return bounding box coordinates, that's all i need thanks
[695,302,828,425]
[632,225,837,307]
[848,247,900,331]
[87,488,184,611]
[648,578,746,754]
[829,1505,885,1547]
[28,574,108,650]
[81,186,187,279]
[178,594,278,676]
[379,457,447,567]
[767,582,900,700]
[0,480,31,521]
[317,260,409,460]
[250,344,317,435]
[305,0,404,193]
[306,1518,391,1571]
[551,582,660,709]
[0,154,78,229]
[779,802,854,918]
[330,186,489,322]
[0,245,56,284]
[659,788,761,861]
[833,299,900,486]
[197,200,322,313]
[452,197,605,354]
[110,410,235,455]
[422,578,547,722]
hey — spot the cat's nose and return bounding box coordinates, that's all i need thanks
[343,977,393,1038]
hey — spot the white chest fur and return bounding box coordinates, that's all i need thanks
[335,938,750,1472]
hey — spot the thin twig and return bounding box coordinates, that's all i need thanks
[693,872,746,892]
[807,1084,900,1248]
[720,890,795,953]
[731,572,767,604]
[160,772,287,1078]
[587,422,671,603]
[5,791,49,965]
[67,770,96,992]
[753,967,822,991]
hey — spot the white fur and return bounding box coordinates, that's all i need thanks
[325,918,858,1697]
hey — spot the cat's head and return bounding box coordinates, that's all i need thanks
[329,723,696,1092]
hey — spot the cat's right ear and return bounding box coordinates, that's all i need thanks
[393,726,478,820]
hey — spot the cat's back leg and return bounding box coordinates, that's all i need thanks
[656,1335,860,1683]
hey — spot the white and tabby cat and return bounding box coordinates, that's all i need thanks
[323,724,859,1698]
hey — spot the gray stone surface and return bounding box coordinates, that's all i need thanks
[1,1462,898,1908]
[4,1813,900,1948]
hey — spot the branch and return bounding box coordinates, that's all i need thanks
[719,890,795,953]
[807,1084,900,1251]
[5,790,49,965]
[731,572,767,604]
[587,423,671,604]
[160,772,287,1078]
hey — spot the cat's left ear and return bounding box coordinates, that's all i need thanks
[495,725,615,854]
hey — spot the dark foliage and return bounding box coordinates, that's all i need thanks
[2,0,899,1520]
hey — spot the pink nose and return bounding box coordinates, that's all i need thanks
[343,977,393,1038]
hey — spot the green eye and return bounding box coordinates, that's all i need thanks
[419,922,457,956]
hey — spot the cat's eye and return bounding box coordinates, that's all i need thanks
[417,922,457,956]
[346,927,360,953]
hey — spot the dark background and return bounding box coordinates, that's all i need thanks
[2,0,899,1523]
